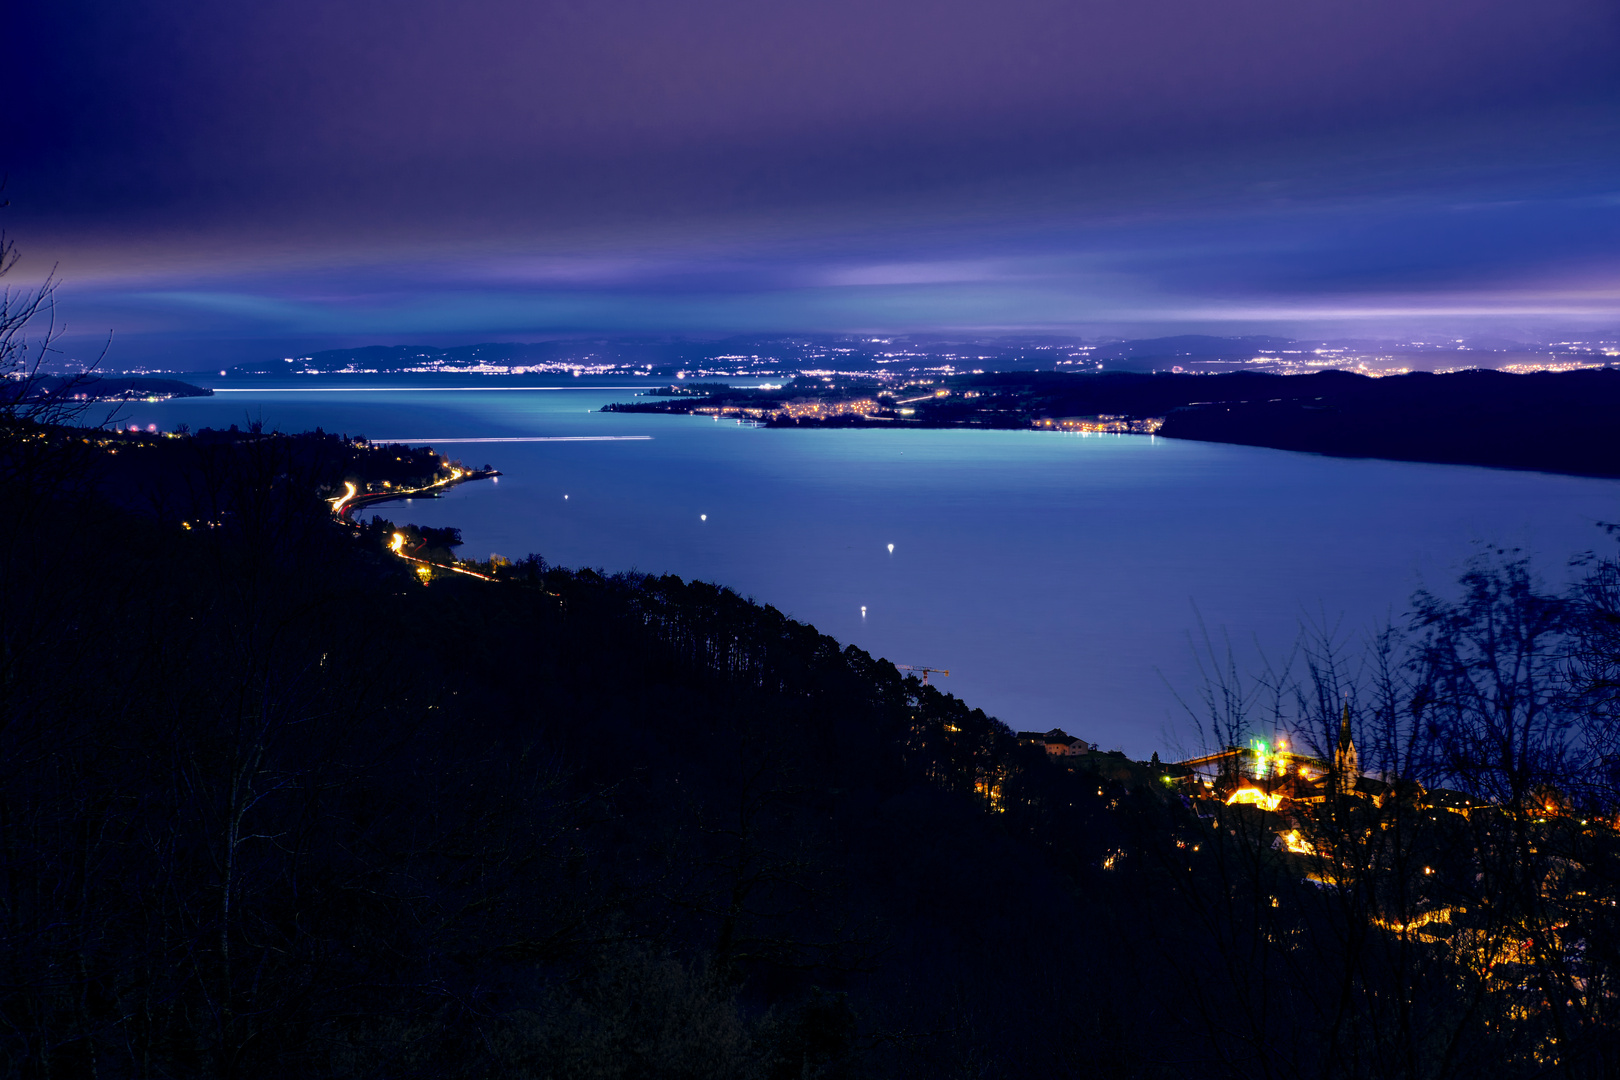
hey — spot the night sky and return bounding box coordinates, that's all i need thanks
[10,0,1620,364]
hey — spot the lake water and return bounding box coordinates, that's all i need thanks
[121,375,1620,758]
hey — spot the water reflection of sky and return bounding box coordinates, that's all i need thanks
[126,381,1620,759]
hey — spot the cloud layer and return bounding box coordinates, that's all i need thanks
[10,0,1620,359]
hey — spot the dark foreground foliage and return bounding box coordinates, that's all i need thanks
[0,430,1176,1079]
[4,424,1620,1079]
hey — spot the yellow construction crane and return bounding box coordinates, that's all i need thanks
[895,664,950,686]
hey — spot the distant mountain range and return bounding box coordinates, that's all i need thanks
[1086,335,1299,370]
[221,335,1105,376]
[141,332,1619,378]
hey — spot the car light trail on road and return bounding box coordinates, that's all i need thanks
[329,480,358,515]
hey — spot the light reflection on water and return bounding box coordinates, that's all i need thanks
[124,376,1620,758]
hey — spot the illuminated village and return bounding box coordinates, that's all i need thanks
[1004,707,1614,1038]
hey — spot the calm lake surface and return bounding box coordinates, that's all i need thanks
[123,375,1620,757]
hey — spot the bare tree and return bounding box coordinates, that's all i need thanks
[1570,533,1620,808]
[1149,552,1620,1080]
[0,215,115,512]
[0,230,102,426]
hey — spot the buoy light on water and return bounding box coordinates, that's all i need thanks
[861,606,867,617]
[887,543,894,554]
[700,514,707,521]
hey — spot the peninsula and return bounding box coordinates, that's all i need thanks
[606,367,1620,477]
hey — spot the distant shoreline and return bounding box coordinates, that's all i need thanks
[604,368,1620,481]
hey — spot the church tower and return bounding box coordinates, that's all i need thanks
[1333,700,1359,794]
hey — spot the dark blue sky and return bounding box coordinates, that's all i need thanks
[10,0,1620,363]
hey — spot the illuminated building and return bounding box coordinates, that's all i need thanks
[1333,700,1360,797]
[1016,728,1095,757]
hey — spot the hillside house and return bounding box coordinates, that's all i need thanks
[1017,728,1095,757]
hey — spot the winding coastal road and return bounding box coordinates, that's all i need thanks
[329,463,502,580]
[329,464,501,521]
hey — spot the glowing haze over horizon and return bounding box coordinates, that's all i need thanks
[10,0,1620,365]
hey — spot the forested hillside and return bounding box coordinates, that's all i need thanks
[0,431,1175,1078]
[4,427,1620,1078]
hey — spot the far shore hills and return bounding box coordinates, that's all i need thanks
[41,359,1620,479]
[606,368,1620,480]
